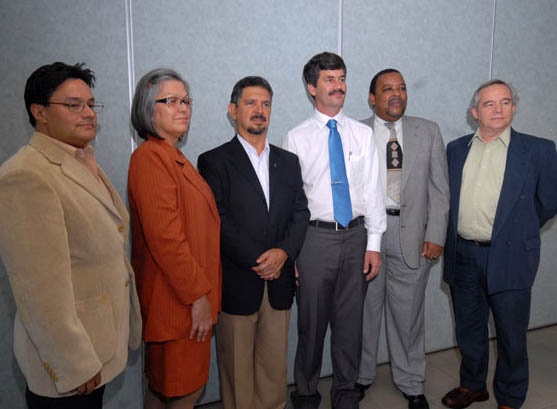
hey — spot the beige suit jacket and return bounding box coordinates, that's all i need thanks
[0,132,142,397]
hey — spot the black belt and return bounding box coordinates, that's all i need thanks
[309,216,364,230]
[386,209,400,216]
[458,235,491,247]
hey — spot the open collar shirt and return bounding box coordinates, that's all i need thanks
[237,134,270,210]
[458,126,510,241]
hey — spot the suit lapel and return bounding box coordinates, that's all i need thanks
[176,150,220,222]
[450,135,473,230]
[491,130,529,240]
[60,158,122,220]
[30,133,122,220]
[401,117,418,191]
[98,168,128,224]
[227,137,268,209]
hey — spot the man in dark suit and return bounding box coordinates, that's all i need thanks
[442,79,557,409]
[198,76,309,409]
[358,69,449,409]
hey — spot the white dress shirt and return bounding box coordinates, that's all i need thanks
[283,109,386,251]
[373,116,403,209]
[237,134,270,210]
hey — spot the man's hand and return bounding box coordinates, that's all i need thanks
[252,248,288,280]
[295,262,300,287]
[363,250,381,281]
[76,371,101,395]
[422,242,443,260]
[190,295,212,342]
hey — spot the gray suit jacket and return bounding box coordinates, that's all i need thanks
[362,115,449,268]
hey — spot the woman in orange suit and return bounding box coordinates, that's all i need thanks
[128,68,221,409]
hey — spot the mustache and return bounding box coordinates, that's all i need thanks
[328,89,345,96]
[250,114,267,121]
[388,97,405,105]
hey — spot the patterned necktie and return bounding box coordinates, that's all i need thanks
[385,122,402,204]
[327,119,352,227]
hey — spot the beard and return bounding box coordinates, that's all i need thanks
[247,125,266,135]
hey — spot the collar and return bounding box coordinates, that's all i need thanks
[236,134,270,157]
[146,134,186,163]
[374,115,402,129]
[313,108,346,129]
[469,126,511,147]
[39,131,90,157]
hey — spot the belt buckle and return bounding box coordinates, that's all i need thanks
[335,222,341,231]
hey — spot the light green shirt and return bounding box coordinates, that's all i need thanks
[457,127,511,241]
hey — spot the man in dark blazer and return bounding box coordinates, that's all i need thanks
[358,69,449,409]
[198,76,309,409]
[442,79,557,409]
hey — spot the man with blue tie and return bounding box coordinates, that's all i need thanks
[442,80,557,409]
[283,52,386,409]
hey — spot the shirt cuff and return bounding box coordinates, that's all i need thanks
[366,233,382,252]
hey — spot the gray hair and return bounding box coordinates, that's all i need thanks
[469,79,519,112]
[131,68,189,140]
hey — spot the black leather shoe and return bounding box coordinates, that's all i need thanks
[290,390,321,409]
[404,394,430,409]
[355,382,371,401]
[441,387,489,409]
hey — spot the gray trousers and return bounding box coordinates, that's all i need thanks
[293,223,367,409]
[358,215,431,395]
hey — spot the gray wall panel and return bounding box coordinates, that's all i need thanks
[342,0,495,363]
[132,0,339,159]
[132,0,339,402]
[491,0,557,328]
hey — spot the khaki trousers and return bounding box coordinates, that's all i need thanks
[216,285,291,409]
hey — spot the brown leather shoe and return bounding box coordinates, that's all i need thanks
[498,406,515,409]
[441,387,489,409]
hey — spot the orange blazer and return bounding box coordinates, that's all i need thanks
[128,137,221,342]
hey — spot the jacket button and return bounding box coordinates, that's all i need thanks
[507,240,512,246]
[118,225,124,232]
[125,279,130,287]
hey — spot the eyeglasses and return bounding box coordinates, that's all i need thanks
[155,96,193,108]
[49,99,104,113]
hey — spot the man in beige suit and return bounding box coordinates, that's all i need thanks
[0,62,142,409]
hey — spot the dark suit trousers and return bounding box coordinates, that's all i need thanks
[293,224,367,409]
[26,385,105,409]
[451,237,531,408]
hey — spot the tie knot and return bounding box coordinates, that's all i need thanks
[384,121,395,129]
[327,119,337,130]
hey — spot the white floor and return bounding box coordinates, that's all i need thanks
[199,325,557,409]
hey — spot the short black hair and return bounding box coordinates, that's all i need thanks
[303,52,346,87]
[369,68,401,95]
[24,62,95,127]
[230,76,273,106]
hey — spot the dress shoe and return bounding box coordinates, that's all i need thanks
[442,387,489,409]
[290,390,321,409]
[355,382,371,401]
[403,394,430,409]
[498,406,515,409]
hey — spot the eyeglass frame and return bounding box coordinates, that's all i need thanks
[48,99,104,113]
[155,96,193,108]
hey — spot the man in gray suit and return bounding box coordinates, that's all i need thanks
[357,69,450,409]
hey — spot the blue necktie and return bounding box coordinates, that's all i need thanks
[327,119,353,227]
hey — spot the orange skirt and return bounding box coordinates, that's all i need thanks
[145,331,212,397]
